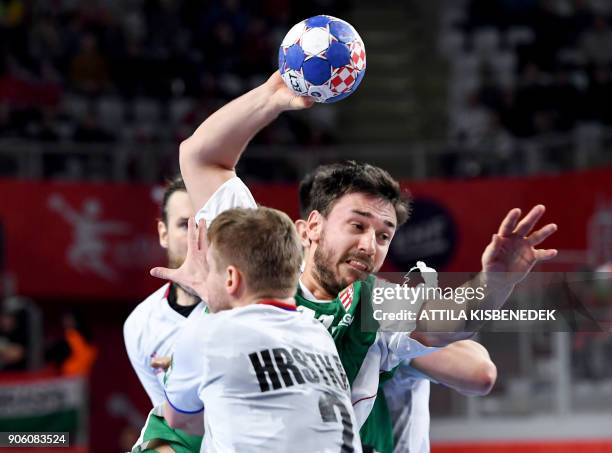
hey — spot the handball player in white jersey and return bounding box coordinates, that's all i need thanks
[124,176,204,407]
[152,207,363,453]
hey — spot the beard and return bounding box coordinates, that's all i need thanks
[313,244,347,298]
[312,231,374,297]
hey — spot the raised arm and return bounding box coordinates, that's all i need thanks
[413,205,557,346]
[179,73,313,211]
[410,340,497,396]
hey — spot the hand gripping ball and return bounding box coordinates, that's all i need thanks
[278,15,366,103]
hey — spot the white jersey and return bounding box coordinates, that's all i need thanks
[194,176,257,225]
[383,363,432,453]
[126,181,245,407]
[196,176,437,428]
[124,283,205,406]
[164,301,363,453]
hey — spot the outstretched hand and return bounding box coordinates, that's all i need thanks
[150,217,209,301]
[481,205,558,287]
[266,72,316,111]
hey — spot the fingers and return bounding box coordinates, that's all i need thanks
[498,208,522,236]
[187,217,198,252]
[289,95,315,110]
[535,249,558,261]
[514,204,545,237]
[151,356,171,371]
[527,223,557,246]
[150,266,174,281]
[197,219,208,253]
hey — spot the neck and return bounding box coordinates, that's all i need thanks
[230,295,296,309]
[175,285,199,307]
[301,261,334,300]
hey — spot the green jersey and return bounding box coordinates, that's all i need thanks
[295,275,432,453]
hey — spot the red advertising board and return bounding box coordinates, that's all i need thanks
[1,167,611,300]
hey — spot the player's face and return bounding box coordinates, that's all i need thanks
[158,191,193,269]
[311,193,396,296]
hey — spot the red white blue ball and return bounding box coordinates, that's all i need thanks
[278,15,366,103]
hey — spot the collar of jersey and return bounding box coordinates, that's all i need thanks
[298,278,332,304]
[257,299,297,311]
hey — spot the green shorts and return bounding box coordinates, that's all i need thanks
[132,412,202,453]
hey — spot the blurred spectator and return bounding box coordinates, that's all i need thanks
[70,34,110,94]
[46,310,97,377]
[580,16,612,66]
[0,297,30,371]
[453,92,491,147]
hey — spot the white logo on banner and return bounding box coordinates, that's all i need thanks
[48,194,129,280]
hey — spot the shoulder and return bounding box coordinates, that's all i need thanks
[195,176,257,224]
[203,305,301,338]
[124,283,170,333]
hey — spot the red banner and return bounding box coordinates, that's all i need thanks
[2,167,611,300]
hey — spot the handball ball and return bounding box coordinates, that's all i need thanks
[278,15,366,103]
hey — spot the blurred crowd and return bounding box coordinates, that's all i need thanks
[446,0,612,148]
[0,0,347,146]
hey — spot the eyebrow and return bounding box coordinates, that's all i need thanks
[350,209,396,229]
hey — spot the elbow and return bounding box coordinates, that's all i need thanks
[178,138,193,167]
[411,331,474,348]
[470,360,497,396]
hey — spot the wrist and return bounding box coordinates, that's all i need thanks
[478,271,515,292]
[259,79,287,116]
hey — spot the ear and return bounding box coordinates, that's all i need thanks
[225,265,242,296]
[294,219,311,249]
[158,220,169,249]
[306,210,324,243]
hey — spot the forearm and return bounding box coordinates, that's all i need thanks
[163,402,204,436]
[414,273,515,346]
[179,81,282,209]
[410,340,497,396]
[180,82,280,171]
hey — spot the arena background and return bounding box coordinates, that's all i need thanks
[0,0,611,452]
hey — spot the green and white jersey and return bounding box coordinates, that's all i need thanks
[295,277,436,429]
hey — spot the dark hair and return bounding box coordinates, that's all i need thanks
[207,207,302,297]
[299,161,411,225]
[161,175,187,225]
[298,171,315,219]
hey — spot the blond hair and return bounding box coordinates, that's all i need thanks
[207,207,302,297]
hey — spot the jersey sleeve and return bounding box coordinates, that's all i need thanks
[377,332,439,371]
[399,361,440,384]
[194,177,257,225]
[364,277,440,368]
[163,315,206,414]
[123,312,165,407]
